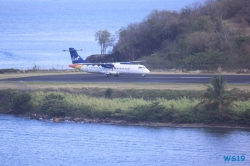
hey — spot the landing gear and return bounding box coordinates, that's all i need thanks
[105,73,120,77]
[142,74,146,77]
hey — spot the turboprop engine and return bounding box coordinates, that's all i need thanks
[101,64,114,68]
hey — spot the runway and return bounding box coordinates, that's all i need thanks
[1,73,250,84]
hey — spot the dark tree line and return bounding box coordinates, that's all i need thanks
[89,0,250,68]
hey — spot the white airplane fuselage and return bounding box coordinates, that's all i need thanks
[66,48,150,77]
[70,63,150,76]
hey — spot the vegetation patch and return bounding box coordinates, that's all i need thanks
[40,93,67,117]
[0,68,20,74]
[0,82,249,127]
[88,0,250,73]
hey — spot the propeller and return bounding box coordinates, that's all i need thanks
[63,49,82,52]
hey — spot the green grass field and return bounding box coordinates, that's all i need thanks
[0,71,250,91]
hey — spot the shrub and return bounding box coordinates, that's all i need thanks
[0,89,12,113]
[71,106,93,118]
[105,88,113,98]
[0,68,20,74]
[126,102,171,122]
[11,92,31,114]
[40,93,67,117]
[92,110,112,119]
[111,109,126,119]
[236,109,250,126]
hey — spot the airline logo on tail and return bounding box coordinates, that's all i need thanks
[71,56,81,62]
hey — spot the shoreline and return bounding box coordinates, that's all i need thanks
[24,113,250,129]
[1,84,250,129]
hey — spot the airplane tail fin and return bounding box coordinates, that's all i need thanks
[67,48,88,64]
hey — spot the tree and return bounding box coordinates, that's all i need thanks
[95,30,115,54]
[195,75,238,111]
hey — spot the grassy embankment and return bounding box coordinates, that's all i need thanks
[0,72,250,127]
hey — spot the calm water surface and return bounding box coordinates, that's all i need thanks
[0,114,250,166]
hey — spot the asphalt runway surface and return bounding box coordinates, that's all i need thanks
[1,73,250,84]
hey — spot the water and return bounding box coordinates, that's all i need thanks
[0,0,200,69]
[1,114,250,166]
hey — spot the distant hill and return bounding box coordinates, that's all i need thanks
[224,18,250,36]
[87,0,250,70]
[87,53,125,63]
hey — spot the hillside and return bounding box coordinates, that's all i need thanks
[87,0,250,71]
[224,18,250,36]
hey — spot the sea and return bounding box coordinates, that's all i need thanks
[1,114,250,166]
[0,0,200,70]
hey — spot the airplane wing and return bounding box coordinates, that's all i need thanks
[120,60,146,64]
[78,61,146,68]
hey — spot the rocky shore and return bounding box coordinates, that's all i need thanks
[26,113,250,129]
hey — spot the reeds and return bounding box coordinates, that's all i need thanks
[27,91,250,113]
[1,89,250,126]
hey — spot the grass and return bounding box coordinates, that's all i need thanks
[0,70,86,80]
[0,81,250,91]
[27,91,201,115]
[7,90,249,126]
[0,81,209,90]
[1,71,249,91]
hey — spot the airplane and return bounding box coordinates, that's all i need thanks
[64,48,150,77]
